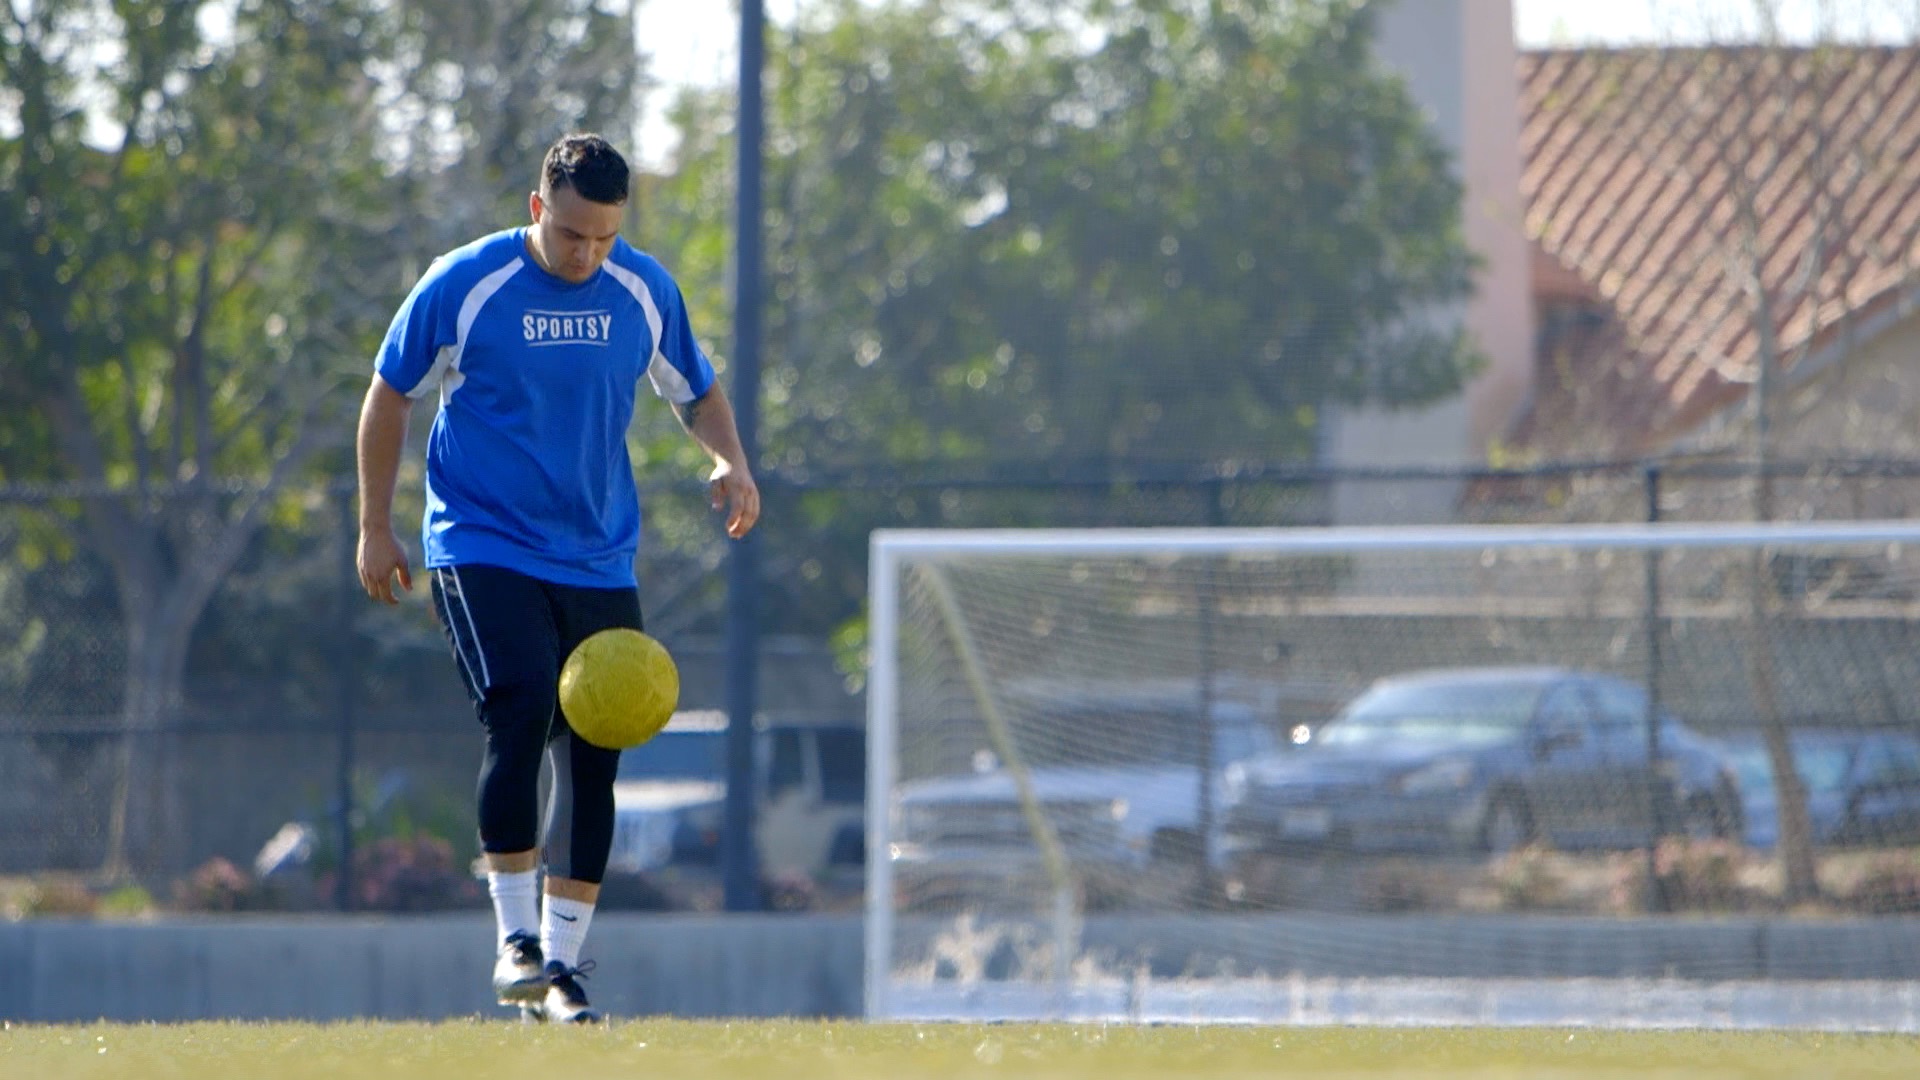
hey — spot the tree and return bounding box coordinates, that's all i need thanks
[637,0,1482,634]
[2,0,404,877]
[0,0,642,878]
[378,0,640,251]
[1680,5,1920,906]
[757,0,1478,468]
[1544,1,1920,901]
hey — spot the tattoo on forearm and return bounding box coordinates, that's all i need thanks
[677,397,704,427]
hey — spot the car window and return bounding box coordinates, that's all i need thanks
[1588,680,1649,735]
[1887,738,1920,782]
[1210,722,1266,765]
[1535,683,1591,738]
[1320,679,1543,748]
[1025,705,1208,766]
[768,729,805,798]
[615,730,725,782]
[1735,740,1852,795]
[1729,746,1772,793]
[816,729,866,804]
[1797,744,1853,793]
[1860,737,1920,786]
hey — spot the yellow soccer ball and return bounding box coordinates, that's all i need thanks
[558,628,679,750]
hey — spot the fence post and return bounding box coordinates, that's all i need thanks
[722,0,768,914]
[1641,464,1667,912]
[334,488,358,910]
[1193,477,1225,903]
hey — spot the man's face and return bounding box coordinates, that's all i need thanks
[528,184,624,283]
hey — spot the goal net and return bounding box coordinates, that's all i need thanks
[864,522,1920,1029]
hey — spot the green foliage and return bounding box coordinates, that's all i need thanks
[95,882,156,918]
[382,0,640,243]
[650,0,1478,476]
[632,0,1483,641]
[0,0,644,873]
[829,616,871,694]
[2,1,396,487]
[1,1,1492,799]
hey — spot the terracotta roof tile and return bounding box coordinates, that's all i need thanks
[1515,45,1920,457]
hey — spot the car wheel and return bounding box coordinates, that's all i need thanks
[1479,793,1535,855]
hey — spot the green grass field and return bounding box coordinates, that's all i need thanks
[2,1020,1914,1080]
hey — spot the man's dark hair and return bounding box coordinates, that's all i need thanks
[541,132,629,205]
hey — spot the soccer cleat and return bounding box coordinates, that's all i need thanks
[537,959,604,1025]
[492,929,548,1005]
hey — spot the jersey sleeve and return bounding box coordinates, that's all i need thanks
[646,273,717,405]
[374,259,458,399]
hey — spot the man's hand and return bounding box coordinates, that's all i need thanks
[358,526,414,604]
[708,459,761,539]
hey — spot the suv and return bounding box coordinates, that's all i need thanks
[888,679,1292,911]
[603,710,865,909]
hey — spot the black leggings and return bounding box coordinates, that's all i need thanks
[430,563,640,883]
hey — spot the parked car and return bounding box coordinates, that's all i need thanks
[888,679,1288,910]
[1223,666,1744,861]
[1721,728,1920,849]
[603,710,865,909]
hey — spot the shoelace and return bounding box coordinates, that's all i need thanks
[549,957,591,983]
[503,930,542,963]
[552,953,595,1006]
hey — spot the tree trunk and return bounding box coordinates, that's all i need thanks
[1745,563,1820,902]
[101,598,197,882]
[1741,188,1820,903]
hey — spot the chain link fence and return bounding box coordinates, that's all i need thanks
[4,459,1919,915]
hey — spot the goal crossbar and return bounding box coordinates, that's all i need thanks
[871,520,1920,559]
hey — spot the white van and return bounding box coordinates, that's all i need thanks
[604,710,864,909]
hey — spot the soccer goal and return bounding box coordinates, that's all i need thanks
[865,521,1920,1029]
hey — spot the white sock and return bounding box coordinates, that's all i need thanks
[487,870,539,948]
[542,894,595,970]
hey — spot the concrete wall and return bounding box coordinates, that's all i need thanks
[3,913,1916,1023]
[0,914,864,1023]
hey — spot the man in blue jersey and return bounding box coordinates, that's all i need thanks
[354,132,758,1024]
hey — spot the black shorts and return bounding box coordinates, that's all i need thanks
[429,563,645,732]
[429,562,642,879]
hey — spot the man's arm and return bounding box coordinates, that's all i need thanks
[356,375,415,603]
[675,382,761,539]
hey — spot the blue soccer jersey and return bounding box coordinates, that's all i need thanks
[374,228,715,588]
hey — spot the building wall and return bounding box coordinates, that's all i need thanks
[1780,311,1920,461]
[1672,303,1920,520]
[1327,0,1535,524]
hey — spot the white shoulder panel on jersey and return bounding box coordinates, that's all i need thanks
[409,256,525,403]
[603,260,698,405]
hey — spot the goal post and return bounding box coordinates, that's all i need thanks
[865,521,1920,1028]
